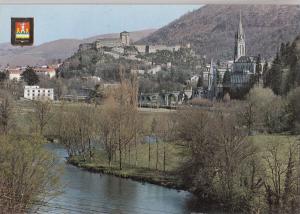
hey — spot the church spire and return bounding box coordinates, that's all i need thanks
[234,10,246,61]
[238,10,245,39]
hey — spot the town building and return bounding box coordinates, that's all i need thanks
[6,68,24,81]
[33,67,56,78]
[24,86,54,101]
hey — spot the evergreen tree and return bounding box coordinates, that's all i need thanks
[0,72,6,82]
[222,67,231,87]
[269,53,283,95]
[255,54,262,83]
[280,42,286,63]
[262,61,269,87]
[197,75,203,88]
[216,69,221,84]
[21,67,39,86]
[284,41,299,94]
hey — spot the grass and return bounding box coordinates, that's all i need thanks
[68,142,187,189]
[68,142,186,189]
[13,100,300,190]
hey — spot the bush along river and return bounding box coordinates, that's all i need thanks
[38,143,223,214]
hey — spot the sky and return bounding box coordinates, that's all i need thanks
[0,5,201,45]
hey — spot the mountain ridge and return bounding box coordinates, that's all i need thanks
[138,5,300,60]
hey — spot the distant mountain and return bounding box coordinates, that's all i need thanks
[138,5,300,60]
[0,29,156,67]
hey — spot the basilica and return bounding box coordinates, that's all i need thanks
[230,13,259,90]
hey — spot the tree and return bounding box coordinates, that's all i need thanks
[21,67,39,85]
[255,54,262,84]
[287,87,300,133]
[222,67,231,88]
[89,84,105,104]
[107,66,138,170]
[159,113,177,172]
[150,117,159,170]
[98,97,118,167]
[0,72,7,82]
[176,108,259,210]
[216,69,221,84]
[0,135,60,213]
[269,53,283,95]
[262,61,269,87]
[237,95,257,135]
[32,100,53,135]
[197,75,203,88]
[264,142,299,213]
[0,90,14,135]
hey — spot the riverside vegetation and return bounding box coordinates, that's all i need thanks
[47,68,300,213]
[1,69,300,213]
[0,70,300,213]
[0,90,60,213]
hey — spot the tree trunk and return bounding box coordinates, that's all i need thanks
[88,137,93,160]
[148,136,151,169]
[128,144,131,166]
[156,136,158,170]
[135,133,138,167]
[163,141,166,172]
[119,140,122,170]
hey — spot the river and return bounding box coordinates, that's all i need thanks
[36,144,214,214]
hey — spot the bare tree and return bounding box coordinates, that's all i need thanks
[103,66,138,170]
[264,143,299,213]
[32,100,53,135]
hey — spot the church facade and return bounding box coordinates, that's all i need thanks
[231,12,258,90]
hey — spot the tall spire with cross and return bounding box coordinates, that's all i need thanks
[234,10,246,61]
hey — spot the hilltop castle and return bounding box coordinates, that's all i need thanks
[79,31,183,55]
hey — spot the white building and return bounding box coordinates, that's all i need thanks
[191,75,200,84]
[24,86,54,101]
[147,65,162,75]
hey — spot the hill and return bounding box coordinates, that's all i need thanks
[0,29,156,67]
[138,5,300,60]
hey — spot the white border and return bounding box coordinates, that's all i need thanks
[0,0,299,4]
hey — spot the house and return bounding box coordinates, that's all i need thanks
[24,85,54,101]
[191,75,199,84]
[147,65,162,75]
[6,67,24,81]
[33,67,56,78]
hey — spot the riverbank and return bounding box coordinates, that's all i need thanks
[67,157,187,191]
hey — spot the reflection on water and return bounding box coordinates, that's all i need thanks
[37,144,198,214]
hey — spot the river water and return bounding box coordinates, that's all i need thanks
[37,144,205,214]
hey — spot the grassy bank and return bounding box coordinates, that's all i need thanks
[67,142,187,189]
[67,134,300,192]
[67,156,186,190]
